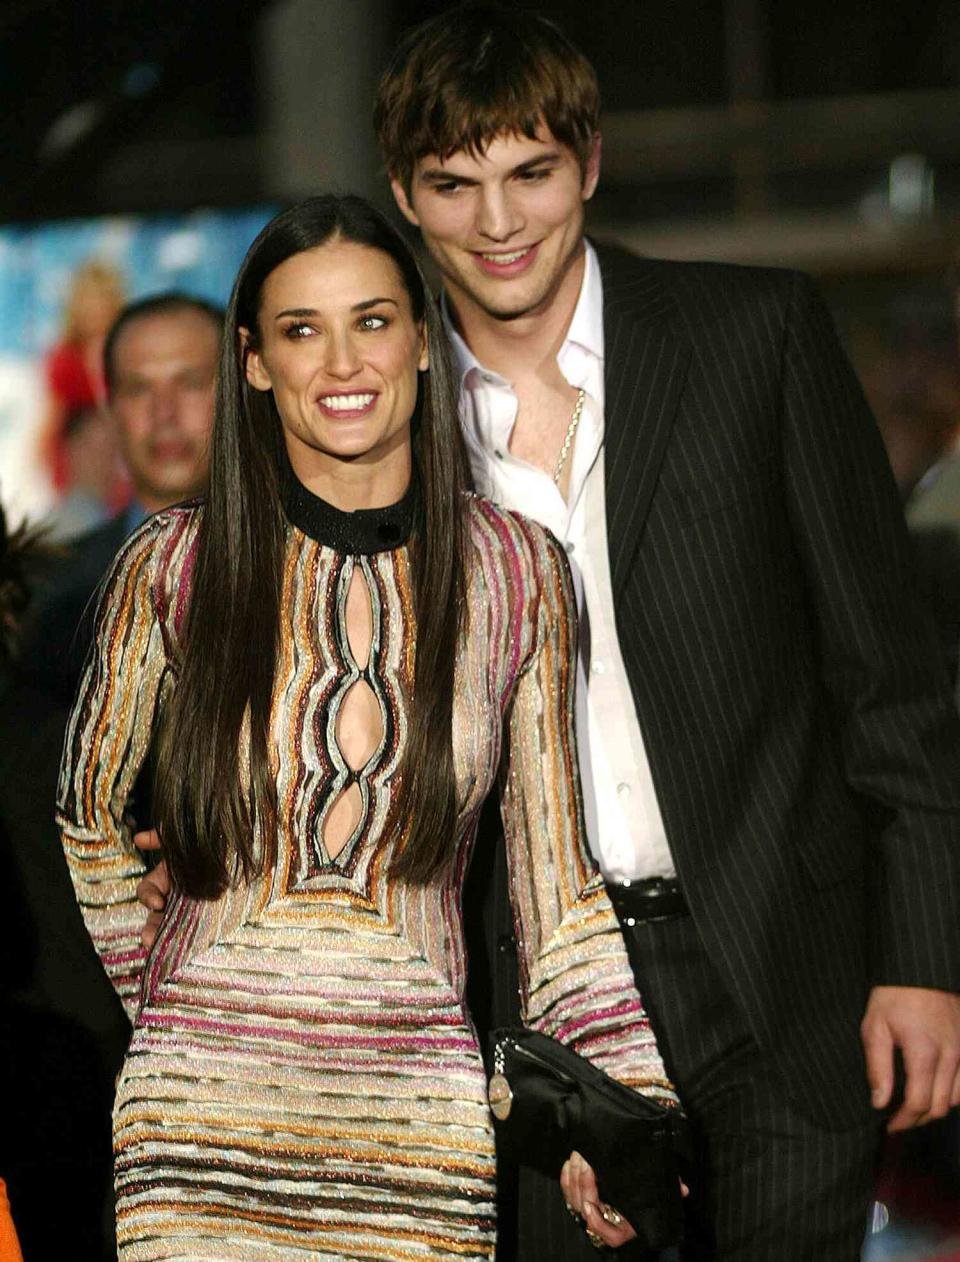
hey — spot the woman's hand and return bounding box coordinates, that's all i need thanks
[134,829,170,950]
[560,1150,637,1250]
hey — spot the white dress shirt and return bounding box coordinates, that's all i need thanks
[445,243,675,881]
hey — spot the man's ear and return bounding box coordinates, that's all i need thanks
[582,133,602,203]
[391,177,421,229]
[240,327,271,392]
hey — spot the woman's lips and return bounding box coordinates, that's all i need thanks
[473,242,540,277]
[316,391,379,418]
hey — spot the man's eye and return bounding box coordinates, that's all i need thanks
[518,168,550,182]
[433,181,463,195]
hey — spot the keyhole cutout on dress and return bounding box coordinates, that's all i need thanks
[324,564,382,862]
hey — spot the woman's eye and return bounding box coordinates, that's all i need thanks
[283,322,314,339]
[359,314,388,331]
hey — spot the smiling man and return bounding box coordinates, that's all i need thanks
[373,5,960,1261]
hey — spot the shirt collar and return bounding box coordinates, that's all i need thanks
[563,240,603,363]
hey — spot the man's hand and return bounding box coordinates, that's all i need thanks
[134,829,170,952]
[861,985,960,1132]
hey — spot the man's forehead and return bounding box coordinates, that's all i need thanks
[416,126,569,174]
[115,311,219,365]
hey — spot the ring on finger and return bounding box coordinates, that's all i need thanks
[585,1228,605,1249]
[565,1202,581,1221]
[599,1202,623,1227]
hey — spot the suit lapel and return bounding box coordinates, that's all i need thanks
[597,245,690,600]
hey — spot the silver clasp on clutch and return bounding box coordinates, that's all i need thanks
[488,1037,514,1120]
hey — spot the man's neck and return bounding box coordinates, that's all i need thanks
[447,245,586,383]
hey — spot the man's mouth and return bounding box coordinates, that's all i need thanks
[151,441,193,462]
[474,244,539,276]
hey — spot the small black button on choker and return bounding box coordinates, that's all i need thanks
[279,452,416,555]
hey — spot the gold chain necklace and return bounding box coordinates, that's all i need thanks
[553,388,586,485]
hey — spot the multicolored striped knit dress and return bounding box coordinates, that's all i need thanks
[57,481,675,1261]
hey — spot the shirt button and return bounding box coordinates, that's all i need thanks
[494,450,504,460]
[591,660,605,675]
[625,916,637,928]
[617,782,632,798]
[565,540,575,555]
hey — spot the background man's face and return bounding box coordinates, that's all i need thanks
[392,126,600,324]
[110,309,218,511]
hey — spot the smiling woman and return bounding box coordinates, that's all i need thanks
[243,239,428,497]
[55,194,677,1261]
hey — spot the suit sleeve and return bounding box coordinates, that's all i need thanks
[56,519,170,1021]
[499,526,678,1103]
[781,270,960,992]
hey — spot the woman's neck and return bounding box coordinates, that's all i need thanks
[284,439,412,512]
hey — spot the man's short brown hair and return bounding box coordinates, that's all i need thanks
[374,3,600,194]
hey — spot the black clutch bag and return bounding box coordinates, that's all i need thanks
[487,1026,688,1250]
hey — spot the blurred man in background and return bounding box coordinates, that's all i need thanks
[22,292,221,706]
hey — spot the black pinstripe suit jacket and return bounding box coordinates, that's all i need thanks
[587,240,960,1125]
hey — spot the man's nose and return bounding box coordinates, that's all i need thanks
[149,384,179,425]
[476,186,523,242]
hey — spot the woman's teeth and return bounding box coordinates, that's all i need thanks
[319,393,376,410]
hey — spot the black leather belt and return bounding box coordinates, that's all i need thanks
[605,876,689,927]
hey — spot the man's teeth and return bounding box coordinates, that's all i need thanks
[319,393,376,410]
[481,248,530,264]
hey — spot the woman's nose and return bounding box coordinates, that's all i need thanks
[323,333,363,378]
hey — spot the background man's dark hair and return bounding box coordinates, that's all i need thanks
[374,2,600,195]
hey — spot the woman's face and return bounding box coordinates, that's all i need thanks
[244,239,427,481]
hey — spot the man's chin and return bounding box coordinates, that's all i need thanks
[472,286,554,323]
[140,477,204,507]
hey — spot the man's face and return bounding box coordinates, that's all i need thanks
[110,309,218,511]
[392,125,600,325]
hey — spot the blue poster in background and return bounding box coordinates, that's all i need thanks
[0,205,276,521]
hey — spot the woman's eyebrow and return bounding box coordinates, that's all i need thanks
[274,298,399,320]
[352,297,399,312]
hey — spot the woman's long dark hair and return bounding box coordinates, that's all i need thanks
[153,195,469,897]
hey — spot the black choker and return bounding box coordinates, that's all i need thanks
[279,454,416,555]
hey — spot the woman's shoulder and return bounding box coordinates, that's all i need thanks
[117,498,203,561]
[102,499,204,603]
[463,492,570,576]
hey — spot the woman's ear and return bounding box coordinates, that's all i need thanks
[240,327,271,392]
[417,323,429,373]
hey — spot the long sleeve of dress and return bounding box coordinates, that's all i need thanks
[56,515,175,1021]
[499,520,677,1104]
